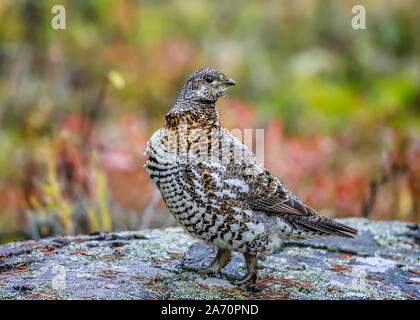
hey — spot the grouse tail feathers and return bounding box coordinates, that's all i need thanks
[292,215,358,238]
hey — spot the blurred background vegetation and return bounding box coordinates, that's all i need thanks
[0,0,419,243]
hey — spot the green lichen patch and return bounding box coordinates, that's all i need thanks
[0,219,419,300]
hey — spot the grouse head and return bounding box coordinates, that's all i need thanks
[179,67,236,103]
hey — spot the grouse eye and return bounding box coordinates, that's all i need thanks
[204,76,214,84]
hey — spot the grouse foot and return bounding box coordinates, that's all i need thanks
[232,253,258,284]
[183,249,258,284]
[182,248,232,274]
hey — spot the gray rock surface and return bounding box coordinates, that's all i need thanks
[0,218,419,300]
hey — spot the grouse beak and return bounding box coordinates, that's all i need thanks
[225,78,236,86]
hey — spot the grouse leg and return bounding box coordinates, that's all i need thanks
[183,248,232,275]
[233,253,258,284]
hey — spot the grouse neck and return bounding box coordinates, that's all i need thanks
[164,101,220,130]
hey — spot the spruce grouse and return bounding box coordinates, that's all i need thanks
[145,67,358,283]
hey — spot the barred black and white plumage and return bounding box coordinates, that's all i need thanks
[145,67,358,283]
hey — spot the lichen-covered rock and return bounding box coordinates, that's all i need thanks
[0,218,419,300]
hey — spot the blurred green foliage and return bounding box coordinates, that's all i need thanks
[0,0,419,242]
